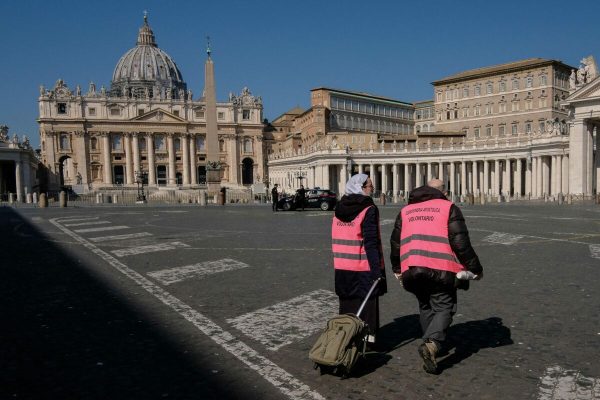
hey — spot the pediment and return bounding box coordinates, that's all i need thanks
[131,109,186,122]
[566,76,600,102]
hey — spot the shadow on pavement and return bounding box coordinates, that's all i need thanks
[438,317,513,372]
[0,207,255,399]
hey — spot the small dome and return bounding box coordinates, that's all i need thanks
[110,15,187,99]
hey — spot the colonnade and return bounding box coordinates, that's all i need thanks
[270,154,570,199]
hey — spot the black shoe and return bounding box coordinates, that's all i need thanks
[418,341,438,374]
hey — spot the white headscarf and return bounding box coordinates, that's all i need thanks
[345,173,369,195]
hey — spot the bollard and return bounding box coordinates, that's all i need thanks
[218,192,225,206]
[39,193,47,208]
[199,191,206,206]
[26,193,32,204]
[33,192,38,204]
[8,192,14,204]
[379,192,386,206]
[567,194,573,205]
[558,193,564,205]
[59,191,67,207]
[113,194,118,204]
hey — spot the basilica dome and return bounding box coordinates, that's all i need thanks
[110,15,187,99]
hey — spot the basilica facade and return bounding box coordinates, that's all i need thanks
[38,16,265,194]
[268,57,600,201]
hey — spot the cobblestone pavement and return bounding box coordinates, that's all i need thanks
[3,203,599,399]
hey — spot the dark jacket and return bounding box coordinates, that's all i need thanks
[334,194,387,299]
[390,186,482,290]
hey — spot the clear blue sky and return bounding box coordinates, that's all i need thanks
[1,0,599,148]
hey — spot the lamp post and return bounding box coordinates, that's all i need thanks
[135,170,148,203]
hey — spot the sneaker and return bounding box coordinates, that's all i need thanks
[418,341,438,374]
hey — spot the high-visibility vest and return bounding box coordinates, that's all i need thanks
[332,206,374,272]
[399,199,465,274]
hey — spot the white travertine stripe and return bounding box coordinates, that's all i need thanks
[482,232,523,245]
[537,365,600,400]
[227,289,338,351]
[380,219,396,225]
[112,242,190,257]
[64,221,111,227]
[74,225,130,233]
[57,217,99,223]
[590,244,600,259]
[148,259,250,285]
[49,218,324,400]
[89,232,153,243]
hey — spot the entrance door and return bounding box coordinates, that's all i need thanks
[242,158,254,185]
[157,165,167,186]
[197,166,206,184]
[113,165,124,185]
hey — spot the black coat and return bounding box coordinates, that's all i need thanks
[334,194,387,299]
[389,186,483,289]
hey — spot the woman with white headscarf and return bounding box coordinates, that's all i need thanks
[331,173,387,348]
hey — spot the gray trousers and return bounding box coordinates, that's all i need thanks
[415,289,457,343]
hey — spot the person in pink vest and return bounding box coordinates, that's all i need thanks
[390,179,483,374]
[332,173,387,348]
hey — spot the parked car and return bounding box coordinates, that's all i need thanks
[276,188,337,211]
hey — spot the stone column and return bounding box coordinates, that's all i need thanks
[182,134,190,185]
[502,159,510,196]
[147,133,156,185]
[472,161,478,194]
[483,160,489,195]
[449,162,456,198]
[74,131,89,186]
[392,163,399,201]
[537,157,543,197]
[102,132,112,184]
[415,163,422,188]
[551,155,557,195]
[124,133,134,184]
[340,163,347,195]
[427,162,432,182]
[15,161,23,202]
[461,161,467,196]
[404,163,410,194]
[562,154,569,195]
[515,158,522,197]
[167,134,176,186]
[369,163,375,186]
[543,156,550,196]
[381,163,388,194]
[229,136,239,185]
[492,159,499,195]
[358,164,364,174]
[568,120,593,196]
[189,134,197,185]
[556,155,563,194]
[526,158,532,197]
[132,132,141,178]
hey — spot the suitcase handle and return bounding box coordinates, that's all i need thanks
[356,277,381,318]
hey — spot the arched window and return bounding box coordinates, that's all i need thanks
[112,135,122,151]
[196,136,205,150]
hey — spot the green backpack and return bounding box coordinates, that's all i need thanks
[308,313,367,376]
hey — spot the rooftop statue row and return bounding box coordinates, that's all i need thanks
[0,125,33,150]
[569,55,598,91]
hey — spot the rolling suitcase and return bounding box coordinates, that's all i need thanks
[308,278,381,377]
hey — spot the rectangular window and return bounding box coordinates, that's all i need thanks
[486,127,492,136]
[499,81,506,92]
[474,128,480,138]
[487,83,493,94]
[59,134,70,150]
[242,109,250,120]
[539,121,545,133]
[112,135,122,151]
[195,110,205,118]
[436,93,442,102]
[88,108,96,116]
[57,103,67,114]
[475,105,480,116]
[463,88,468,98]
[526,77,533,88]
[475,86,481,96]
[217,112,225,120]
[173,110,179,117]
[500,103,506,113]
[499,125,505,136]
[540,75,547,86]
[196,136,205,150]
[512,124,518,135]
[110,108,120,116]
[138,109,145,116]
[512,80,519,90]
[526,123,532,133]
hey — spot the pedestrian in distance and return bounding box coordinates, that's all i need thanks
[296,184,306,211]
[390,178,483,374]
[271,184,279,212]
[332,173,387,348]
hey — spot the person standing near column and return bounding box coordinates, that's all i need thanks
[271,184,279,212]
[390,179,483,374]
[332,174,387,348]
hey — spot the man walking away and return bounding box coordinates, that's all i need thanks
[390,179,483,374]
[271,184,279,212]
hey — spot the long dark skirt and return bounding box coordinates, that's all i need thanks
[339,296,379,336]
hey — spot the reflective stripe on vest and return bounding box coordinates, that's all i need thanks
[399,199,465,274]
[331,206,371,271]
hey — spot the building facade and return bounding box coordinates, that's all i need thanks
[0,126,39,202]
[268,57,599,200]
[38,16,265,194]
